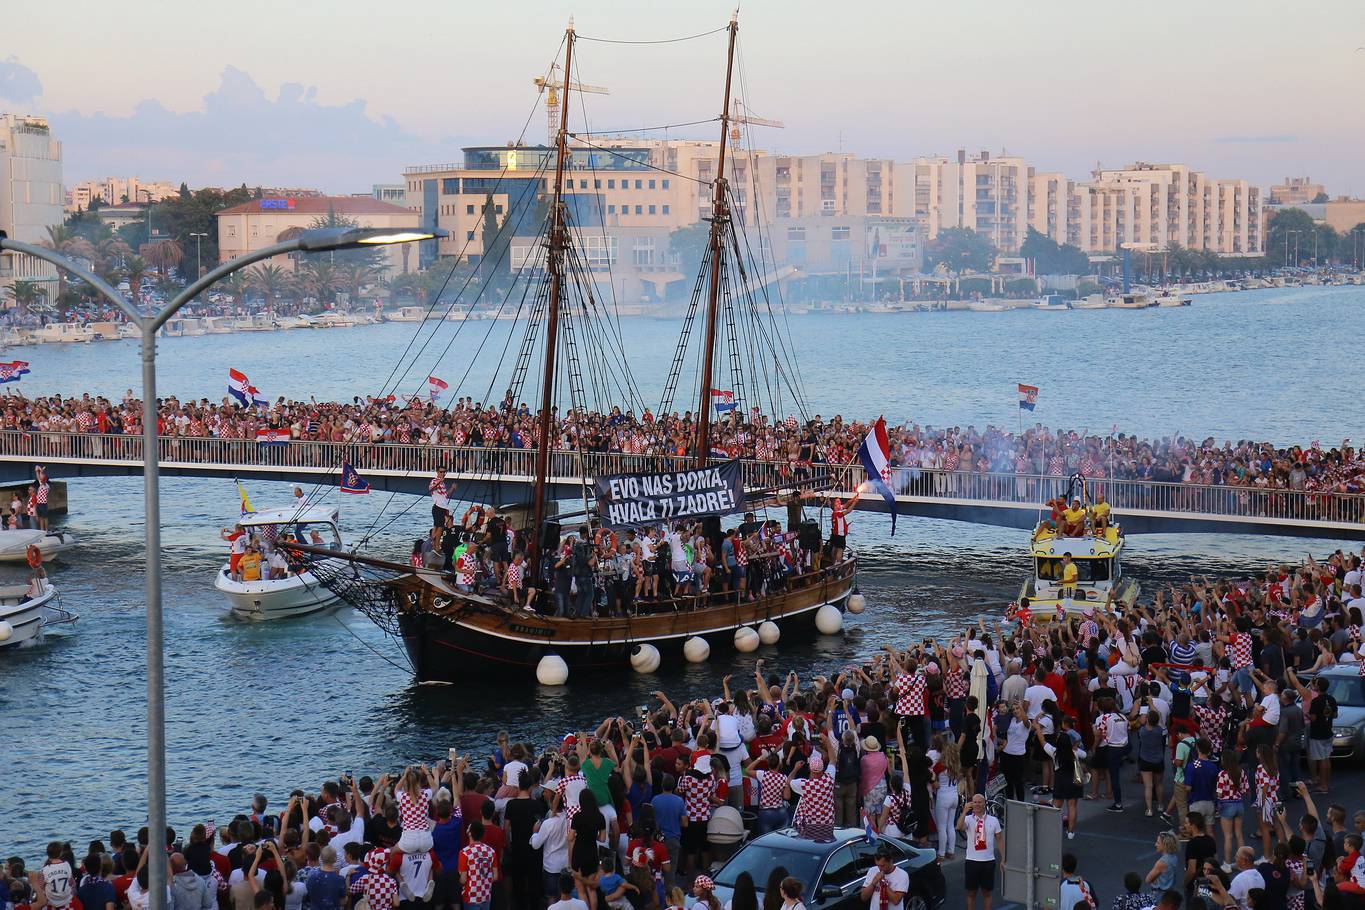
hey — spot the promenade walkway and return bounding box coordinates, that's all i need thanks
[0,430,1361,539]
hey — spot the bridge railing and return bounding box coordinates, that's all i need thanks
[0,430,1359,526]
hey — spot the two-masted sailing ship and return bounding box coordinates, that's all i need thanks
[286,15,860,681]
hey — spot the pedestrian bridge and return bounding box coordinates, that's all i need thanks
[0,431,1361,540]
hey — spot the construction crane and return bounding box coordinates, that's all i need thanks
[533,63,609,144]
[728,98,783,146]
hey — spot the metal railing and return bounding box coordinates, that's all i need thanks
[0,430,1359,526]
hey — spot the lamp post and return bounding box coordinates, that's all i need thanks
[0,224,442,910]
[189,232,207,282]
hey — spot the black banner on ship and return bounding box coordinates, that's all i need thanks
[594,460,744,529]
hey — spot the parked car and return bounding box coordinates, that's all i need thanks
[710,827,945,910]
[1308,664,1365,759]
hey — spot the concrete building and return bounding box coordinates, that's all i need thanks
[1269,177,1325,206]
[1080,163,1262,256]
[403,139,924,301]
[215,195,422,277]
[66,176,178,212]
[910,151,1030,253]
[0,114,63,305]
[368,184,406,205]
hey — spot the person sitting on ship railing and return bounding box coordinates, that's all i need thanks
[1058,497,1088,537]
[1090,491,1112,535]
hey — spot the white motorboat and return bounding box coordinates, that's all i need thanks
[1106,292,1153,309]
[0,582,76,649]
[966,301,1008,312]
[1154,290,1192,307]
[1031,294,1072,311]
[0,528,76,563]
[33,322,96,343]
[214,504,346,621]
[386,306,428,322]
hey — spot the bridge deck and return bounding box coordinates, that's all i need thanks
[0,432,1360,539]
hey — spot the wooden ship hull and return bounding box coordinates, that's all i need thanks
[389,560,856,679]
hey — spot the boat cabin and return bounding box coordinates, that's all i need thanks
[1022,522,1134,619]
[240,505,342,551]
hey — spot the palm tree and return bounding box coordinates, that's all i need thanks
[249,264,291,316]
[300,260,339,308]
[5,280,43,316]
[219,272,251,312]
[124,257,149,306]
[335,262,380,309]
[41,225,95,313]
[144,239,184,277]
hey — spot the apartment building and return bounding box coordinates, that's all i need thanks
[66,176,178,212]
[1268,177,1325,206]
[1084,163,1262,256]
[215,195,421,277]
[910,151,1030,252]
[0,113,63,304]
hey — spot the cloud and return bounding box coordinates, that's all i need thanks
[49,66,456,192]
[0,57,43,104]
[1211,134,1299,144]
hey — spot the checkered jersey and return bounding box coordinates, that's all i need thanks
[678,772,716,822]
[361,849,398,910]
[396,789,430,831]
[894,671,927,716]
[557,772,587,820]
[1215,768,1248,801]
[943,667,968,699]
[793,771,835,825]
[458,842,498,904]
[1227,633,1253,669]
[1195,705,1228,750]
[756,769,788,809]
[505,562,524,588]
[1253,765,1279,809]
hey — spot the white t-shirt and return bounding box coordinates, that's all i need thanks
[1230,867,1266,909]
[503,759,529,788]
[1136,696,1171,728]
[1258,693,1281,725]
[1100,712,1129,748]
[861,866,910,910]
[399,852,434,898]
[330,817,364,857]
[430,479,449,510]
[1023,684,1054,718]
[549,901,590,910]
[42,860,74,908]
[963,812,1002,861]
[716,714,742,750]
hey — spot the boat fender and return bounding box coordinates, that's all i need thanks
[0,620,10,642]
[846,592,866,615]
[535,654,569,686]
[630,643,661,673]
[683,636,710,663]
[815,604,844,635]
[733,626,760,653]
[757,620,781,645]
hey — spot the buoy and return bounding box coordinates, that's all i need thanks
[683,636,711,663]
[0,620,11,643]
[630,643,661,673]
[733,626,760,653]
[535,654,569,686]
[757,620,781,645]
[846,592,866,615]
[815,604,844,635]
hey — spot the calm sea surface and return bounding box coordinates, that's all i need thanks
[1,284,1362,856]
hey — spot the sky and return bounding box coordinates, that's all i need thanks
[3,0,1363,195]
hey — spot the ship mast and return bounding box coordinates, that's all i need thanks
[694,11,739,467]
[529,19,576,579]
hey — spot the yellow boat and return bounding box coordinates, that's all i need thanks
[1018,512,1138,621]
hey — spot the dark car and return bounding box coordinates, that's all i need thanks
[710,827,945,910]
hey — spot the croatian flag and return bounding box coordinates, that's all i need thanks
[856,415,897,535]
[1018,383,1039,411]
[228,369,251,406]
[862,808,877,843]
[428,375,449,403]
[711,389,737,413]
[248,385,268,408]
[0,361,30,384]
[255,428,290,446]
[340,460,371,494]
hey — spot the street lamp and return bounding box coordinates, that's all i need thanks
[0,224,443,910]
[189,232,207,283]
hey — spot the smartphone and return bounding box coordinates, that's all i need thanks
[448,747,458,764]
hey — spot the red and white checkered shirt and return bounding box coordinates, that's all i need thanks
[396,789,430,831]
[556,772,587,820]
[458,842,498,904]
[505,562,523,589]
[678,773,717,822]
[1253,765,1279,809]
[35,482,48,505]
[894,671,927,716]
[1215,769,1247,801]
[1227,633,1252,670]
[361,849,399,910]
[793,771,835,825]
[756,770,788,809]
[1194,705,1228,750]
[943,668,969,699]
[1079,620,1100,644]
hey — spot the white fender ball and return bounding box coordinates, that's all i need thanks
[757,620,781,645]
[683,636,711,663]
[630,643,661,673]
[536,654,569,686]
[846,593,867,615]
[815,604,844,635]
[733,626,760,653]
[0,620,10,643]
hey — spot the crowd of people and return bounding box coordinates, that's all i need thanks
[0,390,1361,500]
[14,537,1365,910]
